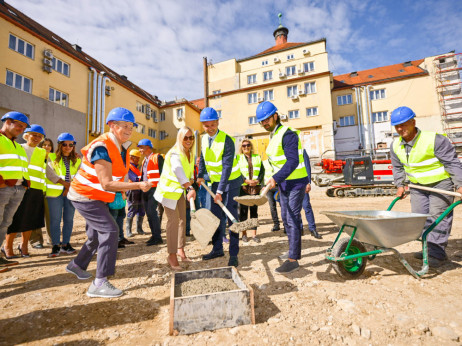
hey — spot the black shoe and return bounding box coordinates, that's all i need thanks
[48,245,61,258]
[60,243,77,255]
[310,229,322,239]
[0,257,19,266]
[271,225,281,232]
[137,229,145,235]
[121,238,135,245]
[275,260,299,274]
[228,256,238,267]
[202,251,225,261]
[428,257,446,268]
[146,238,163,246]
[118,241,125,249]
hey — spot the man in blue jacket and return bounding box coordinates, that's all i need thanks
[197,107,243,267]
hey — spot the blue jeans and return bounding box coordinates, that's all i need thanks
[301,193,316,231]
[0,186,26,245]
[279,187,305,260]
[142,187,162,241]
[47,193,76,245]
[109,207,126,240]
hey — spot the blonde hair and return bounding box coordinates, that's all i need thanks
[176,126,195,158]
[239,139,254,155]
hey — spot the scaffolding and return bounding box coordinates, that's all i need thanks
[433,53,462,157]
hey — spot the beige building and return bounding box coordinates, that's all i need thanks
[206,24,334,159]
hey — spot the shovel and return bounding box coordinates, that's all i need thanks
[234,184,271,207]
[189,197,220,248]
[201,183,259,233]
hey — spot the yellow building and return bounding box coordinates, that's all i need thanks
[0,1,201,153]
[206,23,334,159]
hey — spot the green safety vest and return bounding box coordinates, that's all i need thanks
[238,154,262,185]
[0,135,29,181]
[266,125,307,181]
[393,131,450,184]
[156,147,194,201]
[262,159,274,185]
[45,153,81,197]
[27,146,47,191]
[201,130,241,183]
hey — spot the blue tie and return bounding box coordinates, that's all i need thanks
[209,137,213,148]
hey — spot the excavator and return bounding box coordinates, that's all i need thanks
[313,156,397,197]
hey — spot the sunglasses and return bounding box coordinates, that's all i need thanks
[242,144,251,148]
[61,143,74,148]
[183,135,195,141]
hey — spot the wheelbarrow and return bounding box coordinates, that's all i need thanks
[322,184,462,279]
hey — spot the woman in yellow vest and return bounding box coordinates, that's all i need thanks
[46,133,81,258]
[237,139,264,243]
[154,126,196,270]
[3,125,47,259]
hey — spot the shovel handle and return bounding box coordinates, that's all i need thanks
[189,196,196,213]
[260,184,271,197]
[201,183,238,223]
[408,183,462,198]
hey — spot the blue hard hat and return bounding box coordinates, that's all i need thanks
[57,132,76,143]
[137,138,153,148]
[106,107,138,127]
[24,124,46,136]
[390,106,415,126]
[256,101,278,122]
[1,111,30,127]
[200,107,219,122]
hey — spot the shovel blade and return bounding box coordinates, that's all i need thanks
[191,209,220,248]
[234,195,268,207]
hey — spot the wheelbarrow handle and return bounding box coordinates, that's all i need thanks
[408,183,462,198]
[201,183,238,223]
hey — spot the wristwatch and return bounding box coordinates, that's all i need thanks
[186,186,194,192]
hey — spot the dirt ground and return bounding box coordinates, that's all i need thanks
[1,187,462,345]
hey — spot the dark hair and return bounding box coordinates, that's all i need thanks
[38,138,54,153]
[55,141,78,165]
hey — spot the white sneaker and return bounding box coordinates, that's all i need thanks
[86,281,123,298]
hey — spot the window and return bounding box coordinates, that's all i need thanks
[212,90,221,99]
[370,89,386,100]
[148,128,156,138]
[136,124,146,134]
[247,74,257,84]
[339,115,355,127]
[303,62,315,72]
[136,102,145,113]
[263,71,273,81]
[151,109,157,121]
[217,110,222,119]
[306,107,318,117]
[176,108,184,120]
[287,54,294,60]
[286,65,296,76]
[305,82,316,94]
[337,94,353,105]
[287,85,298,97]
[288,110,299,119]
[160,130,167,140]
[6,70,32,93]
[248,92,258,104]
[9,34,34,59]
[249,116,257,125]
[372,111,389,123]
[263,90,273,101]
[49,87,68,107]
[262,60,268,66]
[160,111,166,121]
[52,57,70,76]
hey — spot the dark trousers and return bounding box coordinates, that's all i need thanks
[210,185,240,257]
[279,187,305,260]
[267,187,280,227]
[142,187,162,242]
[127,201,145,218]
[72,200,119,278]
[109,207,126,241]
[301,193,316,231]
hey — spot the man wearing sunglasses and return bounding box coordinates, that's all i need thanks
[197,107,243,267]
[256,101,308,274]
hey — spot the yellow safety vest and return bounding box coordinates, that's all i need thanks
[238,154,262,185]
[156,147,194,200]
[266,125,307,181]
[27,146,47,191]
[262,159,275,185]
[46,153,81,197]
[0,135,29,181]
[393,131,450,184]
[201,130,240,183]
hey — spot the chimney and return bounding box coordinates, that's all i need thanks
[273,13,289,46]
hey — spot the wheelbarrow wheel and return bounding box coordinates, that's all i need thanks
[332,237,367,279]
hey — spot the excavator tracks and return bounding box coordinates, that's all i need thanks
[326,185,397,198]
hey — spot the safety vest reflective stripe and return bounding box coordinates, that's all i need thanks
[0,135,30,181]
[403,157,439,167]
[406,166,446,178]
[46,183,64,190]
[143,154,161,187]
[0,154,24,160]
[0,166,24,171]
[80,163,122,181]
[147,169,159,174]
[28,147,47,191]
[28,164,46,173]
[74,173,115,194]
[29,176,45,183]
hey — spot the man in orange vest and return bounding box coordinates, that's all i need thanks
[138,139,164,246]
[125,149,145,237]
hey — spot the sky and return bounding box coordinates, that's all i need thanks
[8,0,462,102]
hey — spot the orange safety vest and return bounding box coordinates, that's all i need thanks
[129,162,142,183]
[142,153,161,187]
[71,133,129,202]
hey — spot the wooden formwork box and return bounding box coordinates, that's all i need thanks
[169,266,255,335]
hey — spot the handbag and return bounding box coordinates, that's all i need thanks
[108,192,126,210]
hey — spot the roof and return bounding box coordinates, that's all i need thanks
[238,38,326,62]
[0,1,161,106]
[333,59,428,89]
[190,98,205,110]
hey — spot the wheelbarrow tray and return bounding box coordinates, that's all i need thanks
[322,210,430,248]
